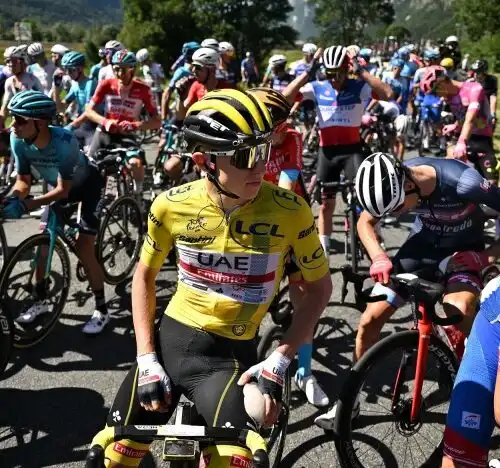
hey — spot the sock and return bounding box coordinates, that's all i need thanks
[133,179,143,194]
[319,235,329,256]
[35,279,48,300]
[296,343,313,378]
[93,289,108,315]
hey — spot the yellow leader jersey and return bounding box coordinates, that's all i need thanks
[140,179,329,340]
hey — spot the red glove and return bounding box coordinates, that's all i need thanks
[118,120,140,133]
[450,250,490,273]
[370,253,393,284]
[103,118,119,133]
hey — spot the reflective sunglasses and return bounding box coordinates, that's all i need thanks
[325,69,346,80]
[11,115,31,126]
[208,142,272,169]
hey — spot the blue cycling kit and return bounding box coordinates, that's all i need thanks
[65,78,98,117]
[405,157,500,248]
[89,63,102,82]
[168,63,193,90]
[444,276,500,466]
[372,158,500,307]
[11,127,88,186]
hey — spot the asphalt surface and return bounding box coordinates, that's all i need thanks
[1,144,500,468]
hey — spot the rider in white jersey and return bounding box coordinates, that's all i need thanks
[27,42,56,96]
[0,45,43,128]
[136,48,165,107]
[98,40,124,82]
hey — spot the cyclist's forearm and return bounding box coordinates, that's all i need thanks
[282,72,309,105]
[277,275,332,358]
[28,185,70,210]
[491,95,497,117]
[358,213,385,260]
[84,106,106,126]
[132,267,158,356]
[362,70,393,101]
[161,89,172,120]
[138,115,161,131]
[458,111,476,143]
[70,113,87,128]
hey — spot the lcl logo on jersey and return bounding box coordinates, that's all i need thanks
[299,246,327,270]
[233,221,284,238]
[229,220,285,250]
[166,183,193,202]
[272,189,302,210]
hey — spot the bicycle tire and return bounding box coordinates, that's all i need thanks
[0,221,8,273]
[0,233,71,348]
[96,195,144,285]
[257,325,284,362]
[0,300,13,379]
[334,329,458,468]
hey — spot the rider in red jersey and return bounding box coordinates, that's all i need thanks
[85,50,160,201]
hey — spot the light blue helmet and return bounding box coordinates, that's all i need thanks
[391,58,405,68]
[424,49,439,60]
[397,47,409,60]
[359,48,372,59]
[112,49,137,67]
[8,90,56,120]
[61,51,85,68]
[182,41,200,55]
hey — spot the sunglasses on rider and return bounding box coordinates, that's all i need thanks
[325,69,346,79]
[207,142,272,170]
[11,115,31,126]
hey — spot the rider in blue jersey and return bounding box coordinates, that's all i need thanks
[89,48,107,82]
[316,152,500,429]
[53,51,99,149]
[6,90,109,335]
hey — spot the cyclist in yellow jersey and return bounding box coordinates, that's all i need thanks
[92,88,332,467]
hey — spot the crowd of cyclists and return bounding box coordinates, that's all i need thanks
[0,31,500,467]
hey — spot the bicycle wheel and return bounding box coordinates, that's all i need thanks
[0,303,13,379]
[0,233,71,348]
[96,195,144,285]
[0,221,8,273]
[257,326,290,468]
[334,330,458,468]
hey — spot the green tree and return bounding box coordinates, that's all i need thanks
[52,22,72,42]
[192,0,297,64]
[313,0,394,45]
[454,0,500,41]
[119,0,202,67]
[21,18,44,41]
[385,24,411,42]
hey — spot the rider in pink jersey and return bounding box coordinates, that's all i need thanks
[421,65,496,182]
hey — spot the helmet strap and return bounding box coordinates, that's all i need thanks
[24,120,41,146]
[205,155,239,199]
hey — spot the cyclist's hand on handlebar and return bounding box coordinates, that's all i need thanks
[137,352,172,413]
[442,121,458,136]
[103,118,119,133]
[118,120,140,133]
[452,141,467,160]
[369,253,393,284]
[237,350,291,426]
[449,250,490,274]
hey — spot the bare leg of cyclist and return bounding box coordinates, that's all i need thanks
[75,233,109,333]
[129,159,145,198]
[442,284,480,336]
[318,198,335,255]
[355,300,396,362]
[164,156,183,184]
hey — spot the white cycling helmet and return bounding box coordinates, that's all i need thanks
[445,35,459,44]
[355,152,406,218]
[9,45,29,62]
[104,40,124,51]
[219,41,234,54]
[323,46,349,69]
[302,43,317,55]
[192,47,219,67]
[27,42,44,56]
[4,46,17,59]
[406,44,416,52]
[51,44,69,55]
[269,54,287,67]
[201,38,219,51]
[347,45,360,57]
[136,48,149,63]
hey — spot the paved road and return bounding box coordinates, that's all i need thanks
[1,145,500,468]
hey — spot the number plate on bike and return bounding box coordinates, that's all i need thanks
[162,438,196,461]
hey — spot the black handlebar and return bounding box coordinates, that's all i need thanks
[340,265,462,326]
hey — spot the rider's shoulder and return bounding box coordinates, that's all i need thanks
[480,276,500,304]
[258,181,308,213]
[154,178,205,211]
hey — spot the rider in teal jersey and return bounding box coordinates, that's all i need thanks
[7,90,109,334]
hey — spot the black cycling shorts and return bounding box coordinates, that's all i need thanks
[40,162,105,235]
[87,129,147,165]
[107,315,258,438]
[317,144,366,199]
[467,135,497,181]
[372,230,485,307]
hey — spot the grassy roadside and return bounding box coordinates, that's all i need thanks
[494,74,500,154]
